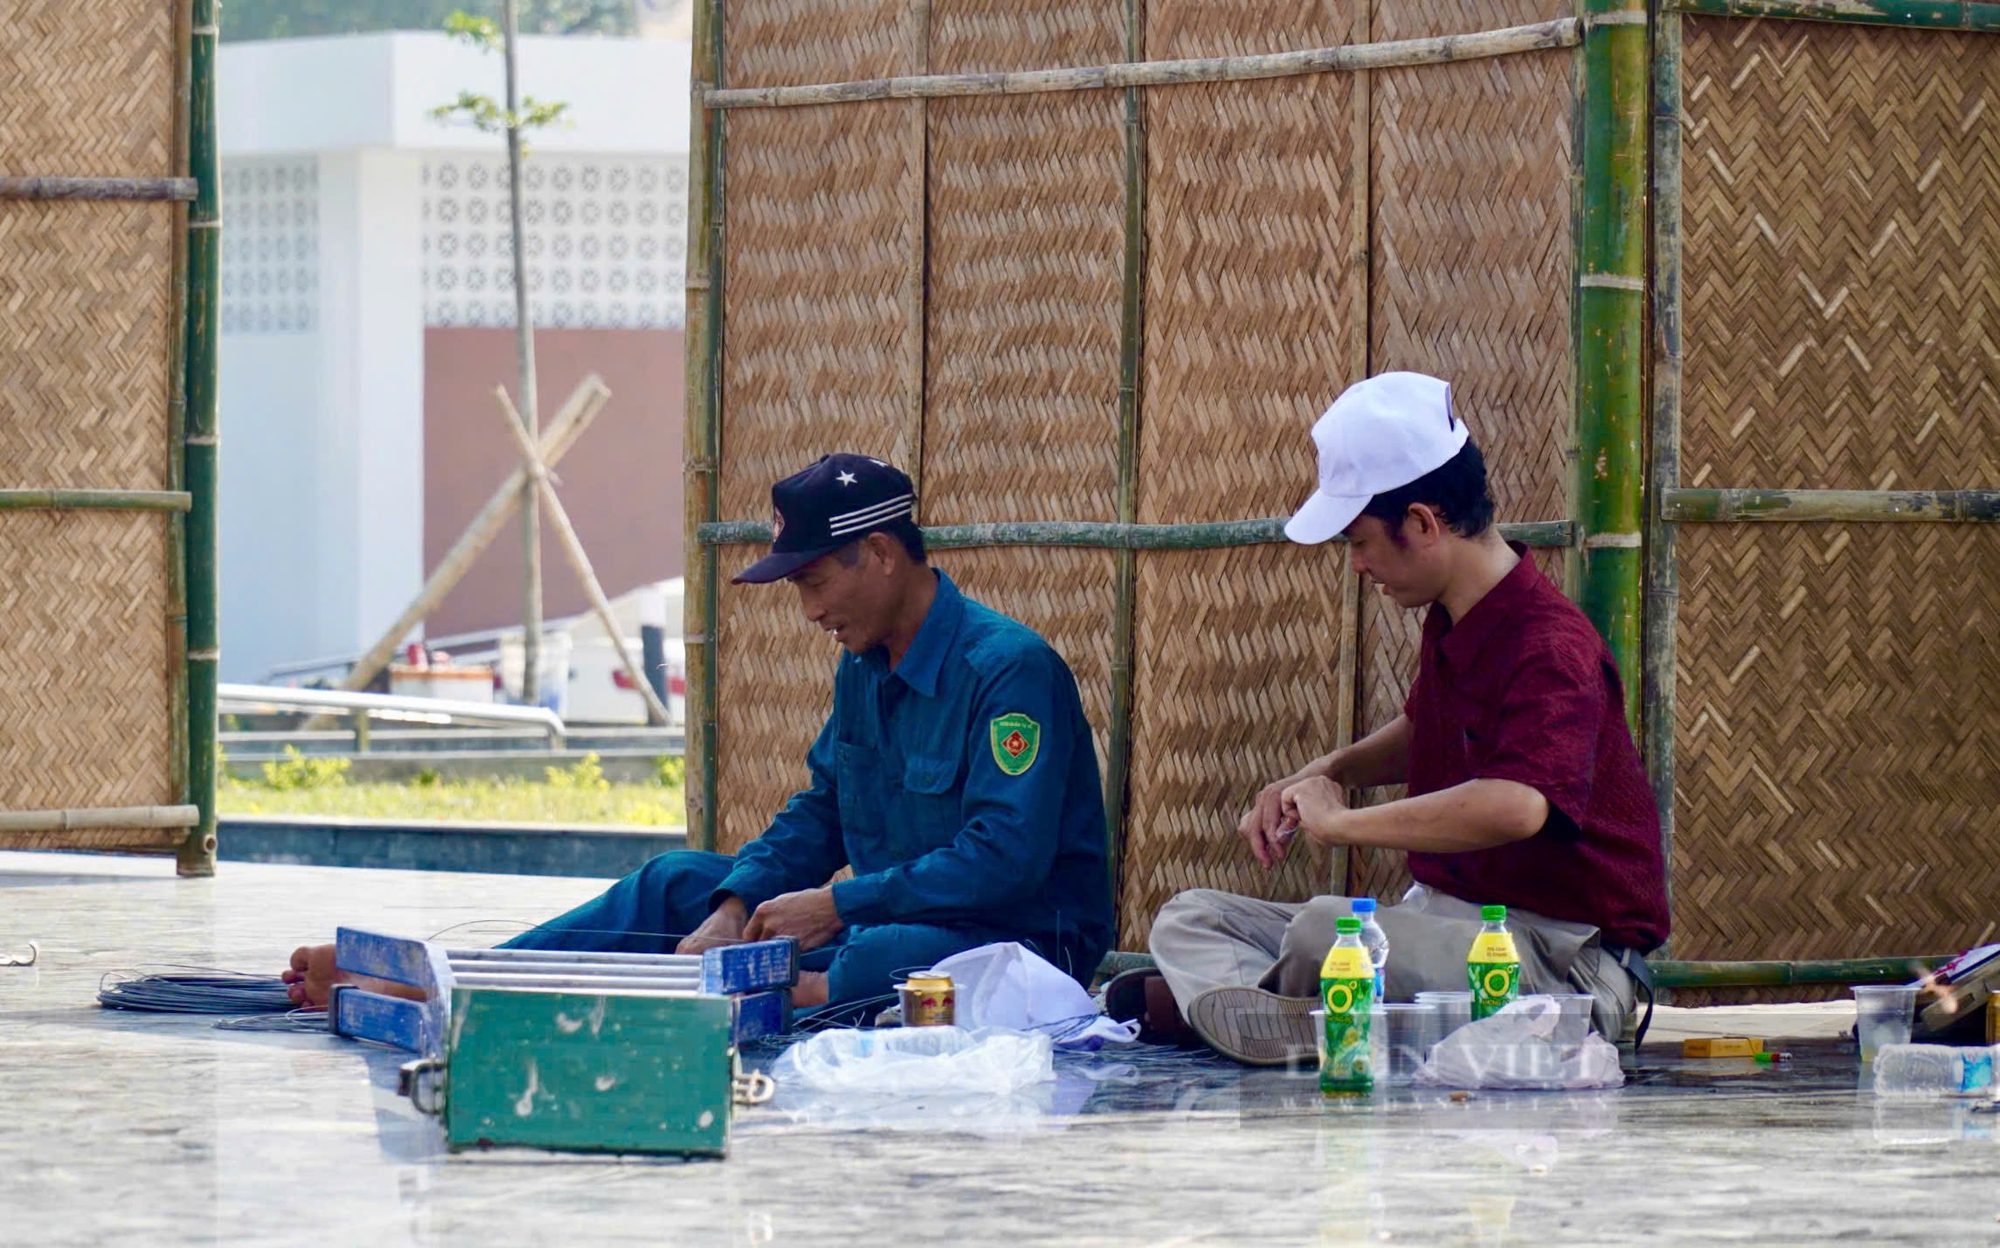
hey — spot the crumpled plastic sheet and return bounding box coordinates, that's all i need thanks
[772,1025,1054,1096]
[1413,997,1625,1091]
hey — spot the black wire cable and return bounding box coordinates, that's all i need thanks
[97,967,297,1014]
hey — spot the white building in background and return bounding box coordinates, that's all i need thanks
[216,33,692,685]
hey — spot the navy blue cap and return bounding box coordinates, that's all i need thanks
[732,453,917,584]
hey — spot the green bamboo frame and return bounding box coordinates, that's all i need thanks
[1672,0,2000,29]
[1644,3,1683,927]
[1662,488,2000,522]
[1103,0,1147,910]
[179,0,219,876]
[1575,0,1649,732]
[683,0,725,854]
[0,490,191,511]
[697,519,1577,550]
[0,177,198,201]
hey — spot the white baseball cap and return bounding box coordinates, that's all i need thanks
[1283,372,1468,545]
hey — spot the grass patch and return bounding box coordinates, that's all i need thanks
[219,750,686,827]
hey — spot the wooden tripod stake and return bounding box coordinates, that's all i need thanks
[493,387,673,728]
[303,375,611,729]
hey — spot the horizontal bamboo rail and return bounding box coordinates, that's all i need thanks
[0,176,200,201]
[1663,488,2000,523]
[1672,0,2000,30]
[703,18,1579,109]
[1649,955,1948,989]
[698,518,1576,551]
[0,805,201,832]
[0,489,192,512]
[1091,950,1945,988]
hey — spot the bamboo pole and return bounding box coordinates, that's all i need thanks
[903,1,929,500]
[179,0,220,877]
[1331,0,1370,899]
[704,19,1580,109]
[1662,487,2000,522]
[682,0,724,854]
[1649,955,1949,990]
[168,0,193,852]
[492,388,672,727]
[0,177,198,201]
[1574,0,1648,734]
[0,805,202,833]
[699,518,1577,551]
[1103,0,1146,921]
[1672,0,2000,30]
[0,490,191,511]
[1646,7,1684,936]
[305,377,611,729]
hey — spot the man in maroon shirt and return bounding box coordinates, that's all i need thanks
[1133,372,1670,1065]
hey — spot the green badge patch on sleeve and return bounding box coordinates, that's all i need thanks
[989,713,1041,777]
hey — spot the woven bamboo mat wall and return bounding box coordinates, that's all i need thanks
[1122,0,1365,945]
[1347,0,1574,904]
[1674,525,2000,996]
[716,0,923,522]
[922,0,1124,525]
[1681,17,2000,493]
[1674,17,2000,1001]
[713,545,838,854]
[0,203,175,491]
[1,0,174,178]
[0,1,181,850]
[921,1,1126,781]
[712,0,925,849]
[0,513,174,819]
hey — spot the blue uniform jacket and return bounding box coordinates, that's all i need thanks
[714,571,1114,971]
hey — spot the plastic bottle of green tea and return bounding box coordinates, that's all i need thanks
[1319,916,1376,1095]
[1467,904,1521,1021]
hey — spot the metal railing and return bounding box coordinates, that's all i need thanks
[218,683,565,748]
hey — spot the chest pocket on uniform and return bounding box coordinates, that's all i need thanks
[896,754,962,856]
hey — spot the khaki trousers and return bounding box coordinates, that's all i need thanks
[1148,884,1638,1041]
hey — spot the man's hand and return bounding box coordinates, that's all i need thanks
[1280,775,1351,847]
[676,896,749,955]
[743,886,845,952]
[1237,778,1297,870]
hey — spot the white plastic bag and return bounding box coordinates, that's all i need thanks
[771,1025,1054,1096]
[927,942,1140,1050]
[1413,996,1624,1090]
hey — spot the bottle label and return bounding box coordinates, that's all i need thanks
[1467,932,1519,963]
[1320,946,1372,979]
[1320,972,1374,1092]
[1469,961,1519,1018]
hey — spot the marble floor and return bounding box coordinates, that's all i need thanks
[1,851,1989,1247]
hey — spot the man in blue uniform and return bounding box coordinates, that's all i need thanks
[283,454,1114,1014]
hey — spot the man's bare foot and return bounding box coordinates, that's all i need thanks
[793,971,829,1011]
[281,943,429,1008]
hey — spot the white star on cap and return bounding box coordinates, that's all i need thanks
[836,471,857,486]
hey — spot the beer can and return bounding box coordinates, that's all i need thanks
[896,973,955,1027]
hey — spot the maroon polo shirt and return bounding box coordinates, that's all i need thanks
[1401,545,1669,952]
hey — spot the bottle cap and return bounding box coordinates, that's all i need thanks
[1350,898,1377,914]
[1481,904,1507,922]
[1335,916,1362,935]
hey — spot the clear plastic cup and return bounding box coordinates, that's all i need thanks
[1417,990,1473,1041]
[1311,1007,1328,1068]
[1548,992,1596,1049]
[1853,985,1919,1063]
[1380,1001,1439,1082]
